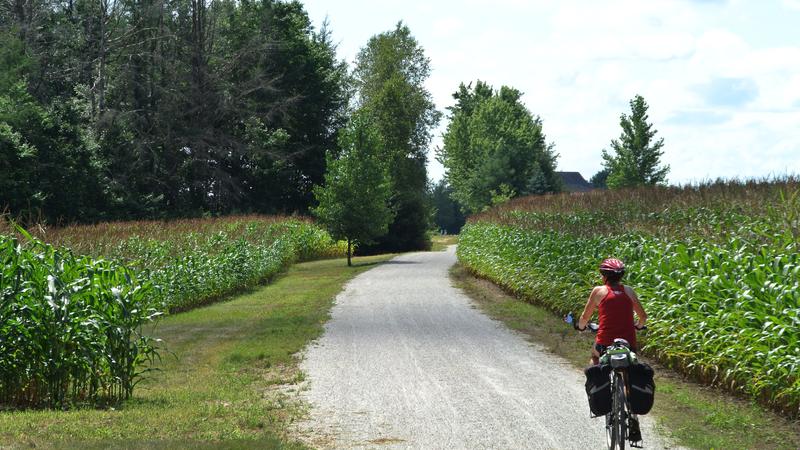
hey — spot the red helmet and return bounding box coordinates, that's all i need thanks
[599,258,625,273]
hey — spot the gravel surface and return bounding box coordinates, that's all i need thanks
[298,247,680,449]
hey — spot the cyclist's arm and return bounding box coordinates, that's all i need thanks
[578,286,604,330]
[625,285,647,327]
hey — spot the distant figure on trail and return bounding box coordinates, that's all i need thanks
[576,258,647,365]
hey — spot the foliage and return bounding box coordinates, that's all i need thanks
[438,81,561,213]
[590,168,609,188]
[0,255,391,447]
[431,179,466,234]
[353,22,440,252]
[0,230,161,408]
[5,216,348,312]
[0,35,107,221]
[0,215,345,409]
[313,114,394,266]
[458,178,800,417]
[602,95,669,189]
[0,1,348,222]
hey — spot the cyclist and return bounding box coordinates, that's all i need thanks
[576,257,647,444]
[576,257,647,365]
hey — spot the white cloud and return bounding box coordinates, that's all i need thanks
[783,0,800,10]
[431,17,464,38]
[302,0,800,183]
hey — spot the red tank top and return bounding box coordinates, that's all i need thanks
[596,283,637,348]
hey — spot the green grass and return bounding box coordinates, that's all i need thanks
[450,263,800,450]
[429,233,458,251]
[0,254,392,449]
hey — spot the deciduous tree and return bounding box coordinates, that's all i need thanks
[438,81,560,213]
[312,113,393,266]
[431,179,465,235]
[353,22,440,252]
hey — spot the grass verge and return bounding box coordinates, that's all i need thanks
[0,254,393,449]
[430,234,458,251]
[450,263,800,450]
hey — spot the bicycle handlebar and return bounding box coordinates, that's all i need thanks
[564,312,647,333]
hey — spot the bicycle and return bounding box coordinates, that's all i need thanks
[599,337,641,449]
[565,313,648,450]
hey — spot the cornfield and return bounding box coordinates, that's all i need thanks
[458,178,800,417]
[0,215,346,408]
[0,228,160,408]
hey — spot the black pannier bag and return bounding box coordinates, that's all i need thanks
[628,362,656,414]
[584,364,612,416]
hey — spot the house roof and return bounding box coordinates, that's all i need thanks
[556,171,594,192]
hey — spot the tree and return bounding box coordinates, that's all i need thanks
[0,30,108,223]
[438,81,560,213]
[0,0,350,222]
[431,179,466,234]
[353,22,440,252]
[312,114,393,266]
[590,168,609,188]
[602,95,669,189]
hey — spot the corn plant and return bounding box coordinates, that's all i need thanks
[1,216,345,409]
[0,229,161,408]
[458,180,800,418]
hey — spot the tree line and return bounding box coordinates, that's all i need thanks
[1,0,348,222]
[1,0,669,254]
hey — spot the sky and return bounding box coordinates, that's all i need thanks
[302,0,800,184]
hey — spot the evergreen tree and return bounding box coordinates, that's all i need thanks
[602,95,669,189]
[312,113,393,266]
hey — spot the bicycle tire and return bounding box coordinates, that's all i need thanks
[607,372,626,450]
[616,372,627,450]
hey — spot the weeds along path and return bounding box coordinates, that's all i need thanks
[299,246,680,450]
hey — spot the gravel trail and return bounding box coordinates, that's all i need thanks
[298,246,679,449]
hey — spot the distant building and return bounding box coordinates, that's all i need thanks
[556,171,594,192]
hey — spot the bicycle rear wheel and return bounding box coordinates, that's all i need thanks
[606,372,626,450]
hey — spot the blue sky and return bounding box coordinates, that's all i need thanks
[302,0,800,184]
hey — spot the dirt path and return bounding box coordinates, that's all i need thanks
[298,247,679,449]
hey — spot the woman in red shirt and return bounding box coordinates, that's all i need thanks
[577,258,647,365]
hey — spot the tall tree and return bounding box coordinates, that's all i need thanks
[602,95,669,189]
[0,0,349,222]
[312,113,393,266]
[438,81,560,214]
[431,179,466,234]
[353,22,440,252]
[0,29,108,223]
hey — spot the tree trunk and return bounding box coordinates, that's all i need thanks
[347,239,352,267]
